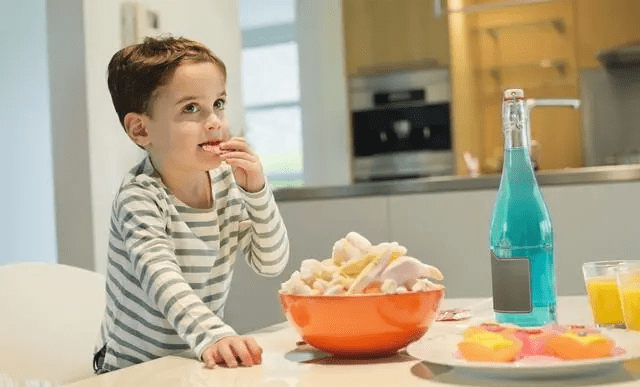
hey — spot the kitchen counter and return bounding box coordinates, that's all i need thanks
[63,296,640,387]
[273,164,640,201]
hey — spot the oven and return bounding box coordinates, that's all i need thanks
[349,70,453,182]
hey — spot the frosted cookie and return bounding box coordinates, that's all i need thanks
[547,329,615,360]
[458,328,522,362]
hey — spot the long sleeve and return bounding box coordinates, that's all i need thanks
[116,185,236,359]
[238,184,290,277]
[96,158,286,372]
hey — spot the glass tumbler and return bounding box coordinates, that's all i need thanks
[615,260,640,331]
[582,260,625,328]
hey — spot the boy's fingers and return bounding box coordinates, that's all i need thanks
[202,350,216,369]
[230,341,254,366]
[245,338,263,364]
[221,138,253,153]
[211,347,223,364]
[218,344,239,368]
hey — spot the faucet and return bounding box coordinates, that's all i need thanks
[525,98,581,167]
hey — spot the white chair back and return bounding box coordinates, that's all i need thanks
[0,263,105,385]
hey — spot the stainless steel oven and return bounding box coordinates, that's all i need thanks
[349,69,453,182]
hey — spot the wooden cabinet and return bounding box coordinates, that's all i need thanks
[449,0,582,175]
[574,0,640,68]
[342,0,450,76]
[449,0,640,176]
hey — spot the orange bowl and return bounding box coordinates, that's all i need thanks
[278,288,445,357]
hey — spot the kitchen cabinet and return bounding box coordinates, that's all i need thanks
[342,0,450,77]
[449,0,582,175]
[277,196,391,262]
[574,0,640,69]
[266,180,640,301]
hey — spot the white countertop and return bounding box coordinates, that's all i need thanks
[63,296,640,387]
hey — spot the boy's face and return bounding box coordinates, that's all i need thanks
[142,61,229,175]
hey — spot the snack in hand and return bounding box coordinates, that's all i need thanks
[280,232,444,295]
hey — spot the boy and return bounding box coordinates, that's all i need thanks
[93,36,289,373]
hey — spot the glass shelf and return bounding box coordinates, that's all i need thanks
[480,59,568,81]
[477,18,565,39]
[481,79,577,95]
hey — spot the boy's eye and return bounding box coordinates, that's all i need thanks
[214,99,226,110]
[184,103,199,113]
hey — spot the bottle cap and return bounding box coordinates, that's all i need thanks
[503,89,524,101]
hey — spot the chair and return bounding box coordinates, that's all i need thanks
[0,263,106,385]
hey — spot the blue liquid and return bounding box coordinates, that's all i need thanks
[489,147,557,326]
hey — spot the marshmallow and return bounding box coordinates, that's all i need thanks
[280,232,444,296]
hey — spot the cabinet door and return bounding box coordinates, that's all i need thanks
[575,0,640,69]
[450,0,582,174]
[277,197,391,259]
[343,0,450,76]
[388,190,497,298]
[343,0,375,76]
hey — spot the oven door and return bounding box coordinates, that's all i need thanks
[352,103,452,181]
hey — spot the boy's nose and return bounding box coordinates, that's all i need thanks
[206,113,223,131]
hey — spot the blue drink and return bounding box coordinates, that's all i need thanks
[489,89,557,327]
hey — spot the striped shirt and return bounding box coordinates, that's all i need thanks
[95,156,289,372]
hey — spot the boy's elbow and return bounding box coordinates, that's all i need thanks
[250,243,289,277]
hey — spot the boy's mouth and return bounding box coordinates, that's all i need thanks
[200,140,223,154]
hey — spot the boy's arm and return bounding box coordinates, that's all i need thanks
[117,186,236,359]
[238,183,290,277]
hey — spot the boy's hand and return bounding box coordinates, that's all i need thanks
[219,137,265,193]
[202,336,263,368]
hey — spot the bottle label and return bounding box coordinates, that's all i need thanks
[490,251,532,313]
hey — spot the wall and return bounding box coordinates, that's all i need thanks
[47,0,95,270]
[0,0,57,265]
[82,0,244,274]
[297,0,352,187]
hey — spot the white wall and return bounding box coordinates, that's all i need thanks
[82,0,244,274]
[48,0,95,270]
[297,0,352,187]
[0,0,57,265]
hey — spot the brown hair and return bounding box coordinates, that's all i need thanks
[107,35,227,127]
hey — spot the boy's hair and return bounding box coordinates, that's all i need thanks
[107,35,227,128]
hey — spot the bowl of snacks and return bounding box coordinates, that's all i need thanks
[279,232,445,357]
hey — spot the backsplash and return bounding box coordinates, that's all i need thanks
[581,67,640,166]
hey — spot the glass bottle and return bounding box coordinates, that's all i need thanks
[489,89,557,327]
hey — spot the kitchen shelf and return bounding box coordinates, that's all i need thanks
[480,59,568,81]
[477,18,565,39]
[481,79,577,95]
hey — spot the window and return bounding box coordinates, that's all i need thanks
[239,0,303,187]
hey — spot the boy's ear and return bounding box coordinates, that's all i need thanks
[123,112,151,148]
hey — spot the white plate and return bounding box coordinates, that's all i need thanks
[406,328,640,378]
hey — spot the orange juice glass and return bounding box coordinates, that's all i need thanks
[582,261,625,328]
[615,261,640,331]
